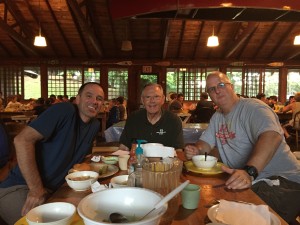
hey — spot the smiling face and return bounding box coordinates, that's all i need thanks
[76,83,104,123]
[141,84,165,116]
[206,71,239,114]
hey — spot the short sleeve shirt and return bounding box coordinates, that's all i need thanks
[200,98,300,183]
[119,109,184,149]
[1,103,100,190]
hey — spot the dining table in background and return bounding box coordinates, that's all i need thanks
[38,151,288,225]
[104,121,209,144]
[276,111,293,123]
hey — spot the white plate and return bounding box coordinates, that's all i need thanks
[207,204,281,225]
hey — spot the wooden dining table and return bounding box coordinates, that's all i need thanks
[17,151,288,225]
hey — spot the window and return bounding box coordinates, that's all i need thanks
[24,67,41,99]
[287,69,300,100]
[107,68,128,99]
[226,68,243,95]
[166,67,217,101]
[48,67,65,97]
[264,69,279,98]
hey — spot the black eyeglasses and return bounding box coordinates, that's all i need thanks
[206,82,231,94]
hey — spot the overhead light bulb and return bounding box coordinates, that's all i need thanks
[121,40,132,51]
[207,35,219,47]
[294,35,300,45]
[34,34,47,47]
[207,26,219,47]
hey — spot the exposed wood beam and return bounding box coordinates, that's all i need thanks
[177,20,185,58]
[45,0,74,57]
[252,22,278,59]
[5,1,33,38]
[193,21,205,59]
[0,18,39,56]
[225,22,259,59]
[66,0,103,57]
[268,23,297,58]
[162,20,171,59]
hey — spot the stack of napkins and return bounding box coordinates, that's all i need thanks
[215,199,271,225]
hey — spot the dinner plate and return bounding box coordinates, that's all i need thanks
[207,204,281,225]
[184,161,224,175]
[15,212,84,225]
[69,164,119,179]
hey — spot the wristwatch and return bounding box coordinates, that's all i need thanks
[243,165,258,180]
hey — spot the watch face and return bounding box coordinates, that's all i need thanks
[244,165,258,178]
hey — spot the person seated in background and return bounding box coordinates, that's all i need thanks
[185,71,300,224]
[281,92,300,141]
[169,93,184,113]
[4,96,22,112]
[191,92,215,123]
[62,95,69,102]
[268,95,278,110]
[119,83,184,151]
[0,82,104,225]
[256,92,268,104]
[116,96,127,121]
[106,98,120,128]
[69,96,76,104]
[285,95,295,106]
[32,98,47,116]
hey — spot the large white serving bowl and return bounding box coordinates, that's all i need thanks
[192,155,217,169]
[110,175,129,188]
[26,202,76,225]
[65,171,99,191]
[77,187,168,225]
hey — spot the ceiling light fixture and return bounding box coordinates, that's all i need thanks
[207,26,219,47]
[294,35,300,45]
[121,21,132,51]
[34,0,47,47]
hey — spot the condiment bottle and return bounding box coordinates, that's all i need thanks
[127,140,137,174]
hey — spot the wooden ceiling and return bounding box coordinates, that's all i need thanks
[1,0,300,67]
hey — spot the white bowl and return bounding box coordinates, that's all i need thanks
[65,171,99,191]
[192,155,217,169]
[110,175,129,188]
[77,187,168,225]
[26,202,75,225]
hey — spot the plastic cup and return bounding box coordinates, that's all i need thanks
[118,155,130,170]
[181,184,200,209]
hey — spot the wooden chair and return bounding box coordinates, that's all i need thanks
[291,111,300,150]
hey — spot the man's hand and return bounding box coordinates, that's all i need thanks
[21,188,50,216]
[222,165,252,190]
[184,144,200,160]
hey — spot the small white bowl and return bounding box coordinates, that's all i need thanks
[65,171,98,191]
[26,202,75,225]
[192,155,217,169]
[110,175,129,188]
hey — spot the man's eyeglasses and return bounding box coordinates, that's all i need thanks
[206,82,232,94]
[142,95,162,101]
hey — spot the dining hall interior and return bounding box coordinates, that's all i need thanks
[0,1,300,225]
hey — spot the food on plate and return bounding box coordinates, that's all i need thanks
[68,175,93,181]
[73,163,92,171]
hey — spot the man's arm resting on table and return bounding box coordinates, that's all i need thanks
[14,126,50,216]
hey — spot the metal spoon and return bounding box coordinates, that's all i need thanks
[109,180,190,223]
